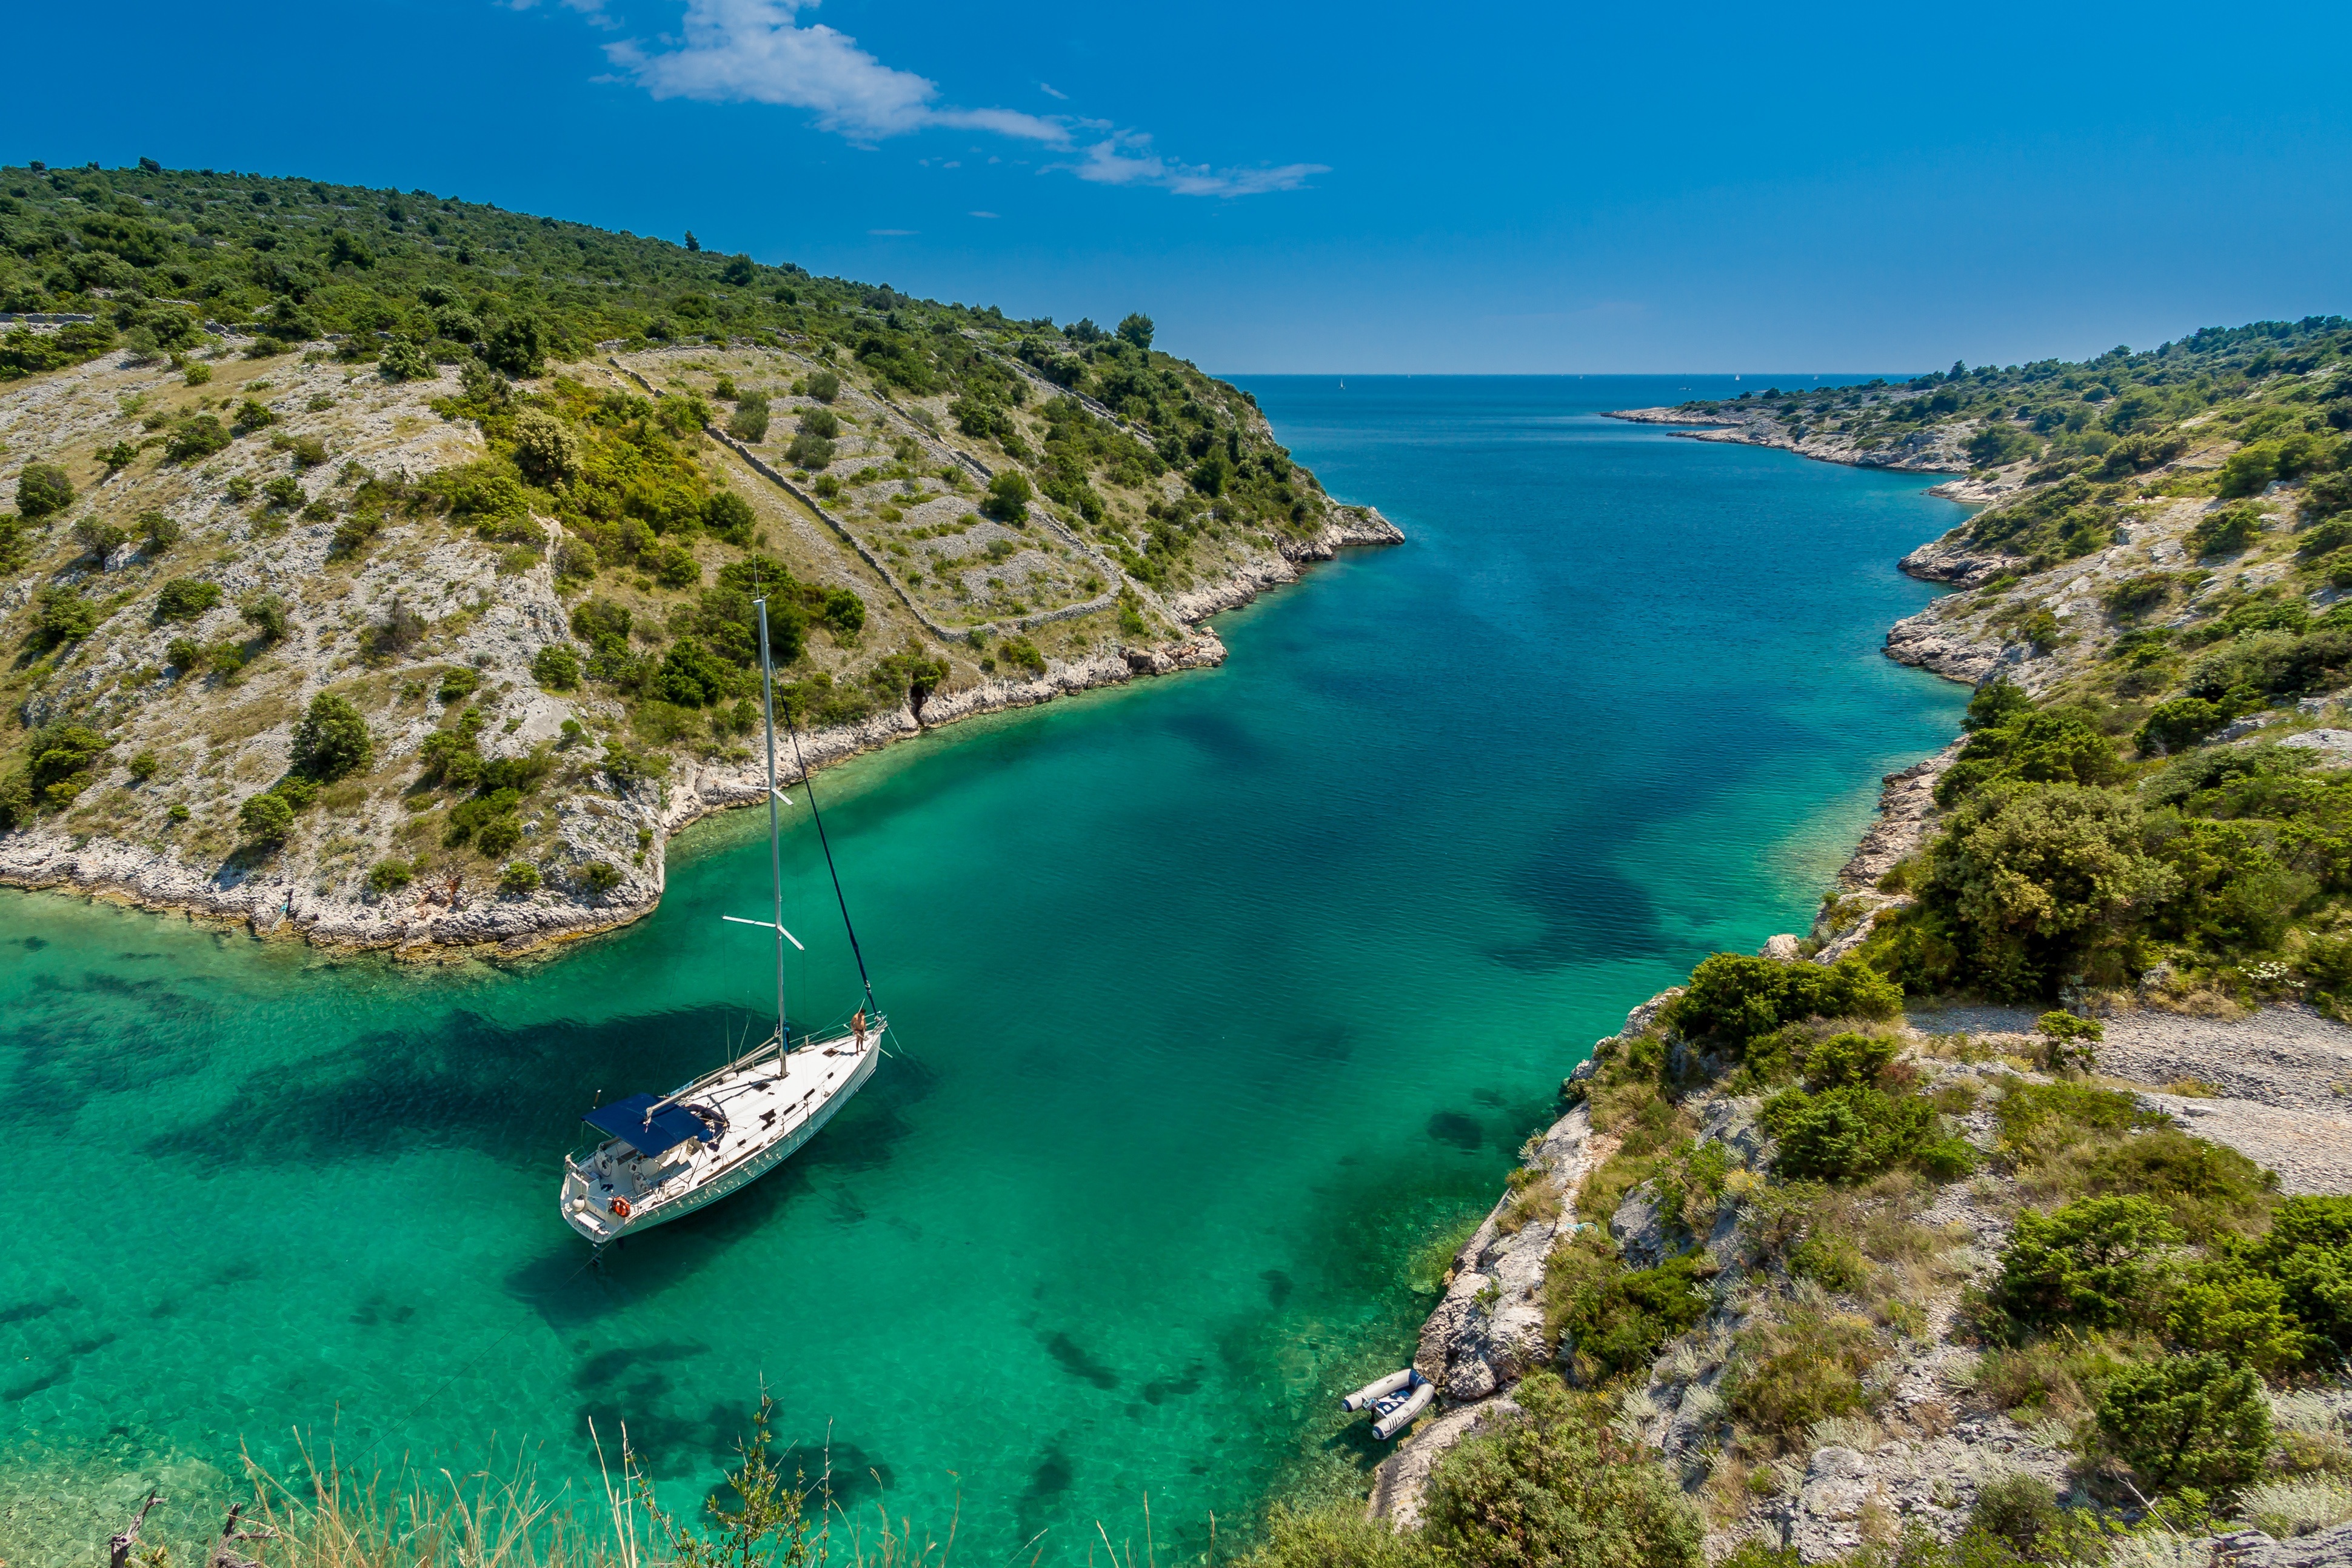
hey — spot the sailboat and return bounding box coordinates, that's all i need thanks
[558,597,884,1245]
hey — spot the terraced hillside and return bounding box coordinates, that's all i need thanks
[0,162,1396,950]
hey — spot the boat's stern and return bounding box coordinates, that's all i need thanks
[560,1155,625,1243]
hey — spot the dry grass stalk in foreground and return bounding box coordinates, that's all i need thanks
[107,1401,997,1568]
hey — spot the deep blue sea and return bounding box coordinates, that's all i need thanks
[0,375,1966,1561]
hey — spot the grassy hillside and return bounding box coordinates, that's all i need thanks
[0,161,1386,940]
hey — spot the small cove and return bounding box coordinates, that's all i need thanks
[0,375,1966,1561]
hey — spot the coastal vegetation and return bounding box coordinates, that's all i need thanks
[0,159,1392,942]
[1246,318,2352,1567]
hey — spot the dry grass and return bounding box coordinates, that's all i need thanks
[124,1436,981,1568]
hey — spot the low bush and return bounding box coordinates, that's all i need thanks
[164,414,230,462]
[1991,1195,2183,1335]
[1665,954,1902,1053]
[532,644,581,690]
[17,461,74,518]
[2094,1351,2271,1493]
[154,577,222,622]
[580,860,624,893]
[367,859,413,894]
[2136,696,2227,756]
[238,790,295,845]
[1420,1372,1705,1568]
[498,861,540,896]
[1725,1310,1880,1443]
[982,469,1034,521]
[2190,502,2265,558]
[2245,1195,2352,1358]
[1545,1239,1710,1384]
[1762,1083,1974,1184]
[291,693,374,781]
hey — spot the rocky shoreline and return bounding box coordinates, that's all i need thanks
[1603,403,1971,478]
[0,508,1398,961]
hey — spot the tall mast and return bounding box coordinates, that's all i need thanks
[755,598,788,1062]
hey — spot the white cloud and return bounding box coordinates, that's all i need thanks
[1064,133,1328,198]
[969,210,999,219]
[868,228,915,235]
[589,2,1324,196]
[604,0,1063,142]
[1038,81,1067,100]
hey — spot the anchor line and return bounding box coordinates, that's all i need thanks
[783,713,877,1018]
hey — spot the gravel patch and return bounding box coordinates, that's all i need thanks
[1911,1003,2352,1195]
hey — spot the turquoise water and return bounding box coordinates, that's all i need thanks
[0,376,1966,1560]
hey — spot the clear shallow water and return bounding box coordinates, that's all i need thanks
[0,376,1966,1560]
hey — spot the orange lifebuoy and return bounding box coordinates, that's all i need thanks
[609,1196,632,1218]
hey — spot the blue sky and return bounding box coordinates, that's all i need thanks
[5,0,2348,373]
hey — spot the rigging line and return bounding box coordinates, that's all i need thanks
[784,710,877,1014]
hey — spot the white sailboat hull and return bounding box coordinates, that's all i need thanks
[560,1021,882,1244]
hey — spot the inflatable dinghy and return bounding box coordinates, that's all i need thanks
[1341,1368,1434,1440]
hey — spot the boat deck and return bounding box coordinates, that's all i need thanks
[561,1026,875,1241]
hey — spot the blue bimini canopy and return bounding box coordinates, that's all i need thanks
[584,1093,713,1158]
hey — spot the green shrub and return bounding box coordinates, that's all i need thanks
[2166,1256,2311,1375]
[822,587,864,638]
[74,516,128,562]
[1789,1233,1871,1293]
[2094,1351,2271,1493]
[475,815,523,857]
[1906,785,2176,1001]
[784,432,834,469]
[704,489,756,544]
[367,859,413,894]
[0,722,112,824]
[238,790,295,845]
[233,397,276,431]
[1934,706,2126,804]
[805,369,839,404]
[1237,1504,1437,1568]
[2136,698,2227,756]
[379,338,432,382]
[727,393,770,443]
[236,595,287,644]
[1546,1243,1709,1384]
[2190,502,2265,557]
[498,861,540,896]
[1993,1195,2182,1334]
[2034,1010,2103,1070]
[982,469,1034,521]
[154,577,222,622]
[436,666,480,703]
[1764,1083,1974,1184]
[126,750,160,785]
[2075,1129,2276,1243]
[1799,1031,1899,1091]
[511,409,580,484]
[1665,953,1902,1052]
[797,406,840,439]
[32,586,98,648]
[16,461,74,518]
[291,693,373,781]
[164,414,230,462]
[1996,1079,2159,1155]
[2245,1195,2352,1358]
[1420,1372,1704,1568]
[580,859,624,894]
[1000,634,1046,675]
[532,644,581,690]
[1725,1311,1878,1440]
